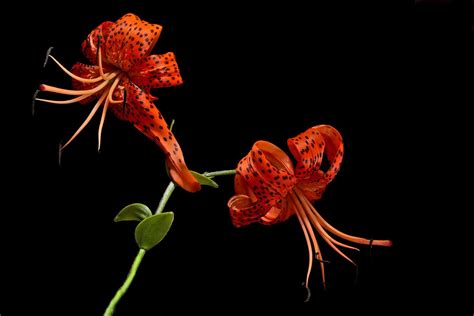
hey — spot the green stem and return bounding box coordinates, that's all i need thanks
[105,168,236,315]
[104,249,146,316]
[203,169,236,177]
[155,181,176,214]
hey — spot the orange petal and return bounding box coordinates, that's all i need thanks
[228,194,272,227]
[128,52,183,90]
[313,125,344,183]
[81,21,114,65]
[287,125,344,200]
[234,173,258,202]
[110,79,200,193]
[259,199,294,225]
[105,13,162,71]
[254,141,294,174]
[230,140,296,226]
[237,142,295,196]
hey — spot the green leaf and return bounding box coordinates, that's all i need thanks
[135,212,174,250]
[190,171,219,188]
[114,203,152,222]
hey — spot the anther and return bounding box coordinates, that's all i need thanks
[315,252,330,264]
[58,143,62,166]
[32,89,39,116]
[169,119,176,131]
[301,282,311,303]
[122,89,127,115]
[58,143,63,167]
[96,35,102,64]
[43,47,54,68]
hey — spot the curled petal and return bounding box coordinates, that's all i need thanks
[254,141,294,174]
[230,141,296,226]
[128,52,183,90]
[235,141,295,190]
[259,199,294,225]
[105,13,162,71]
[287,125,344,199]
[247,141,295,193]
[234,173,258,202]
[110,79,200,193]
[81,21,114,65]
[313,125,344,183]
[228,194,271,227]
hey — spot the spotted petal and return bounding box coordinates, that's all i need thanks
[287,125,344,201]
[81,21,114,65]
[110,79,200,193]
[128,52,183,90]
[229,141,296,226]
[105,13,162,72]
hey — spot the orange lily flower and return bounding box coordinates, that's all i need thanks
[228,125,392,296]
[35,13,200,192]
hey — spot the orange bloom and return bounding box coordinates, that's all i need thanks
[228,125,392,293]
[35,13,200,192]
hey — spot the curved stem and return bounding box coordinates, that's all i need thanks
[104,249,146,316]
[155,181,176,214]
[105,168,236,315]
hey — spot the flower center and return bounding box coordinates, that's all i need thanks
[34,47,128,152]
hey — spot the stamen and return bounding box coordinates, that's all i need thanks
[32,89,39,116]
[106,76,123,105]
[295,204,314,291]
[301,283,311,303]
[296,187,392,248]
[58,142,62,166]
[48,55,113,84]
[60,89,108,151]
[299,194,360,253]
[35,94,90,105]
[310,214,356,265]
[290,192,326,289]
[98,76,122,151]
[122,89,127,115]
[97,35,107,79]
[43,46,54,68]
[294,191,357,266]
[96,35,101,64]
[97,99,109,153]
[39,76,115,96]
[170,119,176,131]
[315,252,331,264]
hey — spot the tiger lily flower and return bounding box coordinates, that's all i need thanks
[228,125,392,296]
[35,13,200,192]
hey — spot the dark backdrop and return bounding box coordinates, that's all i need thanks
[0,1,468,315]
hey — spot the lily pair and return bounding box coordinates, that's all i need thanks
[35,13,392,298]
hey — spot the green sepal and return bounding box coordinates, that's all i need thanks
[190,171,219,188]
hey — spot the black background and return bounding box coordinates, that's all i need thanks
[0,0,470,315]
